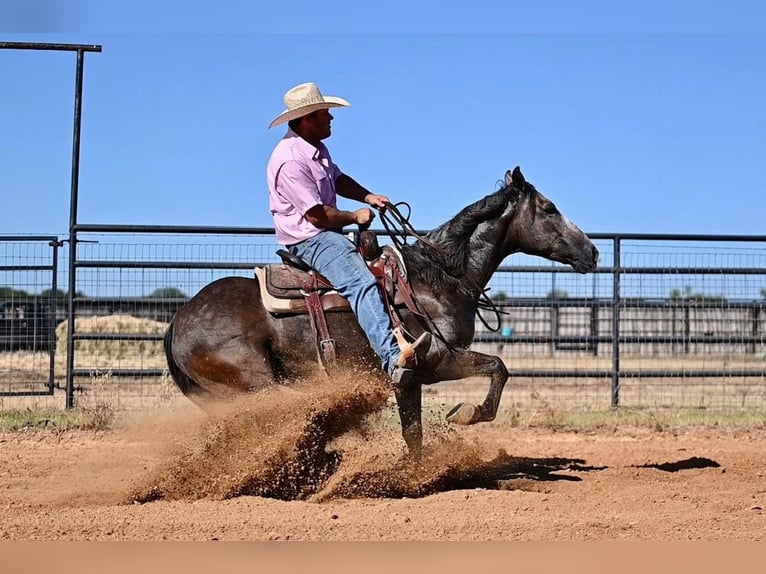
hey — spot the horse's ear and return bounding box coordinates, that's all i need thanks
[504,170,514,187]
[511,166,526,189]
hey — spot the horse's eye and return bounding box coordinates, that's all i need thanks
[542,203,558,215]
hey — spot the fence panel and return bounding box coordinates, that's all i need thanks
[66,228,279,410]
[0,236,60,397]
[473,236,766,413]
[5,228,763,415]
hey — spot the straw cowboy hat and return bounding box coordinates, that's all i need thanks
[268,82,351,129]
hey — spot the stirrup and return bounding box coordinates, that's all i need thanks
[395,331,432,368]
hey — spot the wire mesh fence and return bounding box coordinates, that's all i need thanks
[472,237,766,413]
[0,236,60,397]
[2,230,766,415]
[64,230,280,410]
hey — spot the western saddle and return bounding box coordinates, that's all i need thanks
[253,231,424,371]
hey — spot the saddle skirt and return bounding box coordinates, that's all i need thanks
[254,245,408,315]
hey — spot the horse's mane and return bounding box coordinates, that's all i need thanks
[403,181,521,288]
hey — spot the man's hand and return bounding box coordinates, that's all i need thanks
[354,207,376,227]
[364,193,391,210]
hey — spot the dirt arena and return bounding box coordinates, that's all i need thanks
[1,378,765,541]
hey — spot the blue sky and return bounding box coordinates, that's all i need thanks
[1,3,766,239]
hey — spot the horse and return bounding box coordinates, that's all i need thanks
[163,166,599,456]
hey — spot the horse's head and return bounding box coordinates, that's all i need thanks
[504,166,598,273]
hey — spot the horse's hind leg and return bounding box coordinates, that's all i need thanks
[165,320,281,406]
[167,276,283,405]
[185,343,278,399]
[434,350,509,425]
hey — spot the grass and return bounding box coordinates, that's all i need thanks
[490,403,766,433]
[0,404,116,432]
[0,397,764,437]
[2,325,765,434]
[389,392,766,434]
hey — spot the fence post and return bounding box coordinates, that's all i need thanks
[66,49,89,410]
[611,237,621,407]
[47,240,61,394]
[0,41,102,405]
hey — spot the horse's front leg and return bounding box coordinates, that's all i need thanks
[393,380,423,458]
[436,349,509,426]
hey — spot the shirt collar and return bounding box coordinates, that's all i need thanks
[285,128,324,161]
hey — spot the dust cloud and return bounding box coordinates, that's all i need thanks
[125,371,532,503]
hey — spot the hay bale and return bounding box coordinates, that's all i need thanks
[56,314,168,361]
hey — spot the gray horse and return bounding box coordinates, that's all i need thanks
[164,166,599,456]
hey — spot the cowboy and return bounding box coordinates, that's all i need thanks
[266,82,430,386]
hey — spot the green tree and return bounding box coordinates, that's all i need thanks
[669,285,726,302]
[546,288,569,300]
[490,291,508,303]
[0,287,30,300]
[40,289,86,305]
[670,286,693,300]
[149,287,187,299]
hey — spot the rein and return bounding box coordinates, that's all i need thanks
[378,202,506,332]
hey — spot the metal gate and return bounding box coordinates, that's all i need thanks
[0,236,61,396]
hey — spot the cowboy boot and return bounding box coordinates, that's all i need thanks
[395,331,431,368]
[390,331,432,387]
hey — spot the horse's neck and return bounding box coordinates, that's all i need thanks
[461,215,515,292]
[418,191,519,299]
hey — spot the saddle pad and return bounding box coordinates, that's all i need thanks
[254,267,350,314]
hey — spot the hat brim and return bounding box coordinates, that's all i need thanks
[268,96,350,129]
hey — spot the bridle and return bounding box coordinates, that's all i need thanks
[377,202,506,332]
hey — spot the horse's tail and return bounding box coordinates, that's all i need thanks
[164,320,212,402]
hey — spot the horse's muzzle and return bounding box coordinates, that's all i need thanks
[572,244,599,274]
[585,244,600,273]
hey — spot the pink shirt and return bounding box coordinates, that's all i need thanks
[267,130,342,245]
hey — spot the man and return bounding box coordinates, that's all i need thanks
[266,82,430,386]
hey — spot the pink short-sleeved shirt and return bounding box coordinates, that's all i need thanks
[267,130,342,245]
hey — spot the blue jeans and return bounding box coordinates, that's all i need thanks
[290,230,401,375]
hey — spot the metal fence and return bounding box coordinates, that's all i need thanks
[4,41,764,414]
[3,227,764,413]
[0,236,61,397]
[472,233,766,411]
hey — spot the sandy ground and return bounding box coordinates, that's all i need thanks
[1,380,765,541]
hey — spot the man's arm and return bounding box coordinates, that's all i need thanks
[335,174,390,208]
[304,204,374,230]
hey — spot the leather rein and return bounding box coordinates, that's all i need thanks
[378,202,506,333]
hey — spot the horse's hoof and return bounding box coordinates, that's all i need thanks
[445,403,481,425]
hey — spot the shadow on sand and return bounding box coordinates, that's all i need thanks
[633,457,720,473]
[312,450,609,500]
